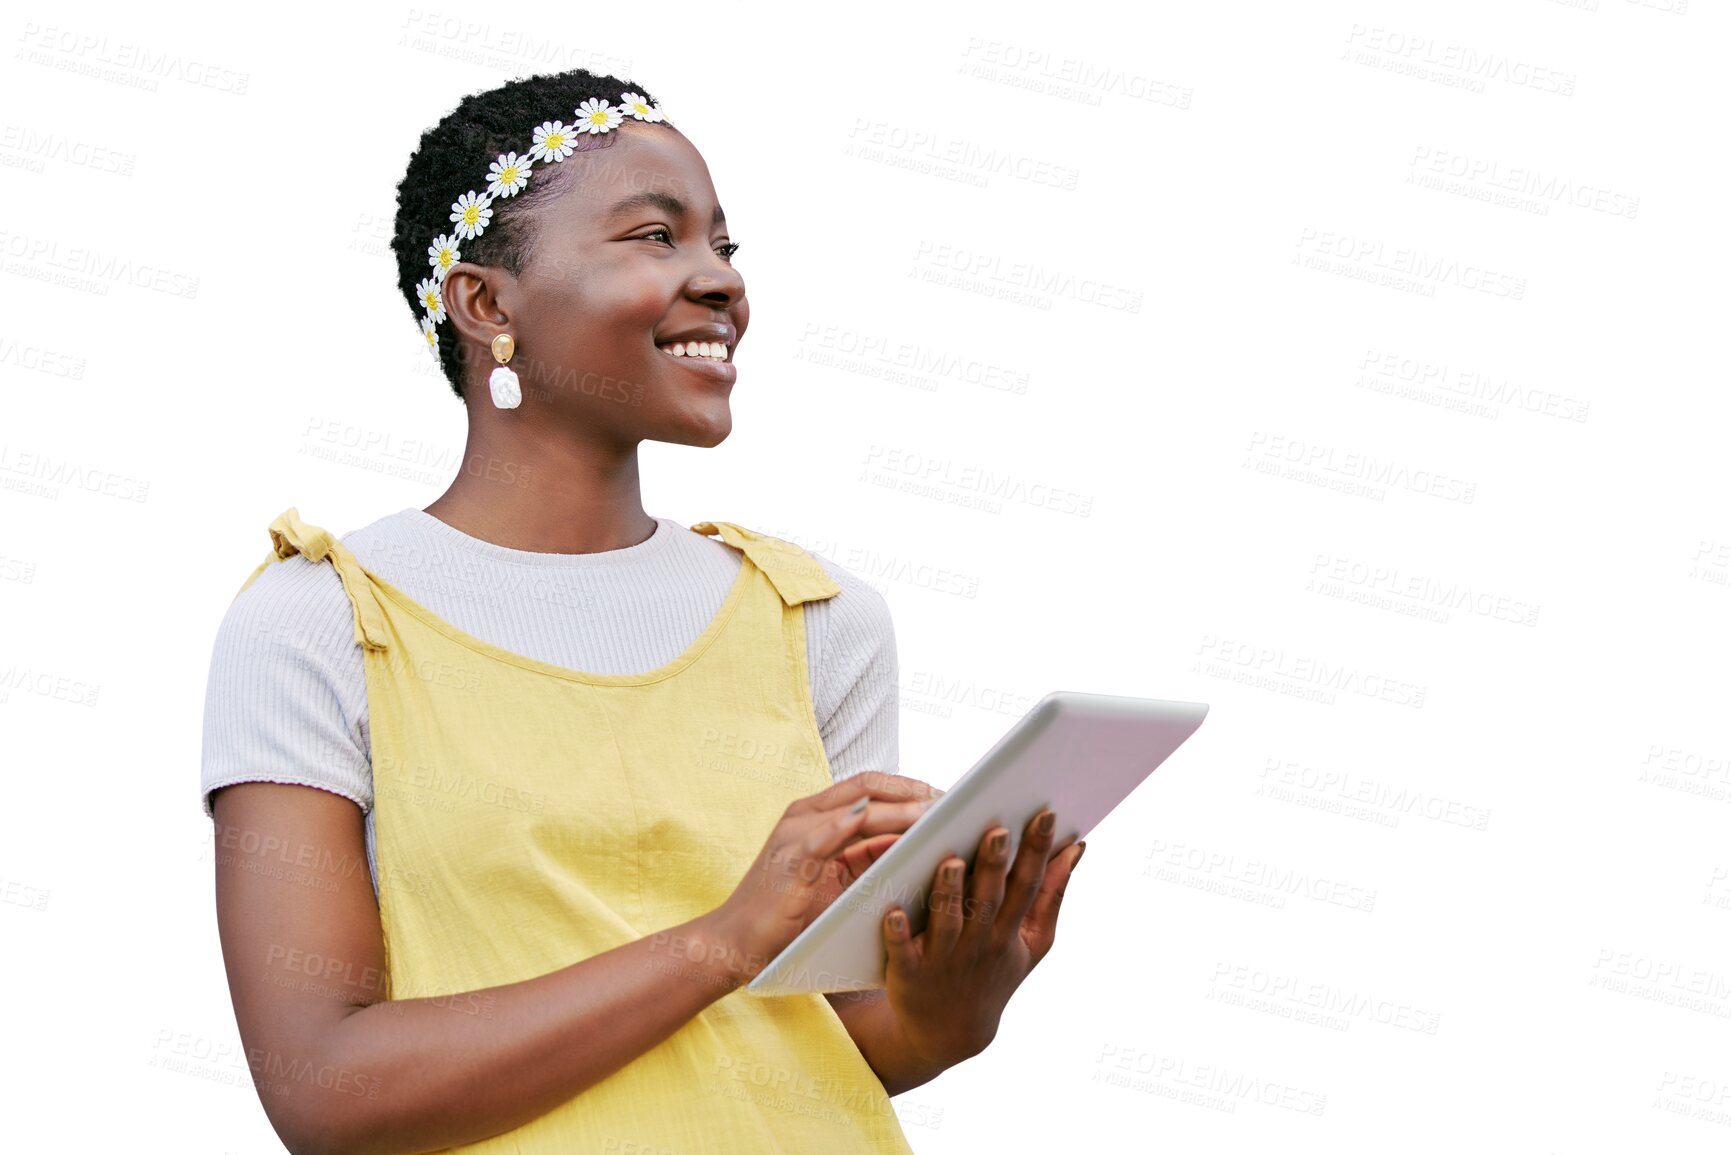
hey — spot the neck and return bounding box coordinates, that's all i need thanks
[424,418,656,554]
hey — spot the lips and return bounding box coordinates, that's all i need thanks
[655,322,736,363]
[657,340,730,362]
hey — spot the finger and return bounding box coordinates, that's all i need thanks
[924,855,966,961]
[797,797,878,864]
[883,903,921,986]
[780,801,922,889]
[786,770,942,818]
[791,796,935,849]
[1024,839,1084,964]
[851,797,942,839]
[960,825,1011,961]
[996,808,1056,948]
[899,775,948,801]
[834,832,900,885]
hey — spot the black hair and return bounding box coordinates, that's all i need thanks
[392,69,661,400]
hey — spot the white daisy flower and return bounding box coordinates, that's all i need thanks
[574,97,624,134]
[449,190,494,240]
[487,151,533,198]
[621,92,665,122]
[416,277,446,324]
[530,120,576,162]
[427,234,461,281]
[420,316,440,350]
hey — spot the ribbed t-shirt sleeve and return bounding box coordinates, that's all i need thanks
[804,558,899,782]
[199,555,372,820]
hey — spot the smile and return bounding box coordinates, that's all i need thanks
[657,341,730,362]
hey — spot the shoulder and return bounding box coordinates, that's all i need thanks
[221,550,354,655]
[723,524,891,616]
[201,523,374,819]
[806,550,891,627]
[756,530,896,668]
[211,506,409,670]
[810,553,894,661]
[206,545,366,719]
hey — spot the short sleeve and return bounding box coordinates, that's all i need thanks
[199,554,372,819]
[803,556,899,781]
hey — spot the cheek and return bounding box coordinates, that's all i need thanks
[529,271,663,354]
[607,280,672,334]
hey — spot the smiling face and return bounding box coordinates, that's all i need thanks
[450,123,747,448]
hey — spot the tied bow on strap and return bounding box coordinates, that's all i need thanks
[259,507,391,651]
[689,521,841,607]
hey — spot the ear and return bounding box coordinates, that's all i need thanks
[441,261,515,392]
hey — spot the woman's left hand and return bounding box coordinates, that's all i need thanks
[879,806,1084,1066]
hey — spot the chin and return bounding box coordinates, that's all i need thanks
[692,422,732,448]
[659,413,732,449]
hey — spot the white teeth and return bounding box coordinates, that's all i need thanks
[660,340,728,361]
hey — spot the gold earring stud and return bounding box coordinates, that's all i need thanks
[488,333,521,409]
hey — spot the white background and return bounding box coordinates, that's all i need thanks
[2,0,1728,1150]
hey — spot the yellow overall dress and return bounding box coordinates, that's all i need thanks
[240,508,918,1155]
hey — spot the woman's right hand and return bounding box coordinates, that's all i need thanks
[702,771,945,986]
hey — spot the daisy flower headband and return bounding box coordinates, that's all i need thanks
[413,92,671,360]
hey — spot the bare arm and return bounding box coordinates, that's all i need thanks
[211,775,935,1155]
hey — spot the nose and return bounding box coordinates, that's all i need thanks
[684,257,745,308]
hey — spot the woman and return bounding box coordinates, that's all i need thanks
[201,68,1084,1154]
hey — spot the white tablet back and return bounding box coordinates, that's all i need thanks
[746,690,1209,996]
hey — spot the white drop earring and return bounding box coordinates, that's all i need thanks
[488,332,521,409]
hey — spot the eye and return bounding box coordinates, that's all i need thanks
[635,229,740,263]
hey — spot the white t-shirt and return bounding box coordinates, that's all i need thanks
[199,508,899,897]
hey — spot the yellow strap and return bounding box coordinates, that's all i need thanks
[237,507,391,651]
[689,521,841,606]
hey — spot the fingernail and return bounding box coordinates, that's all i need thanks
[945,862,962,884]
[850,797,868,814]
[1074,840,1087,866]
[1036,811,1055,836]
[989,830,1008,856]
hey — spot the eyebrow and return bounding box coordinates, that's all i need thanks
[604,190,727,226]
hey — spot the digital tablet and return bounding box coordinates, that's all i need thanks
[744,690,1209,996]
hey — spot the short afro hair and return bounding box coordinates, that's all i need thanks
[392,69,662,400]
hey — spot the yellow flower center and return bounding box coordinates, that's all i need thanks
[589,110,609,125]
[424,290,438,309]
[439,250,453,270]
[500,164,518,183]
[546,132,565,149]
[463,205,479,225]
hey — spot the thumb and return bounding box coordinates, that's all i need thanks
[1025,840,1083,961]
[835,832,900,885]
